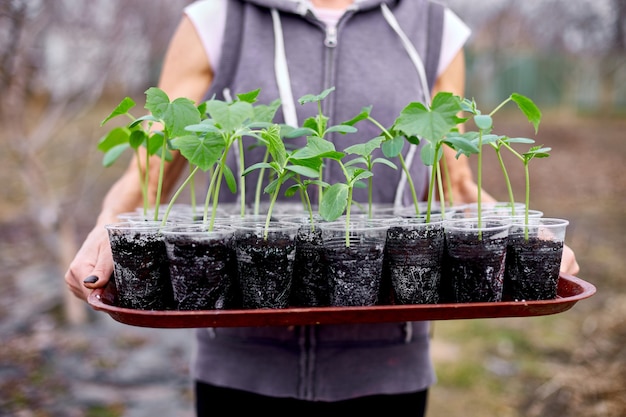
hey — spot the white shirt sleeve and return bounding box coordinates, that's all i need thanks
[438,7,472,77]
[184,0,228,72]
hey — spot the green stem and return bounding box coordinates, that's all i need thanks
[254,148,270,215]
[154,134,168,221]
[397,153,420,216]
[345,187,353,247]
[489,96,512,117]
[135,149,149,217]
[495,147,516,215]
[436,160,446,220]
[477,130,483,238]
[440,150,454,207]
[524,163,531,241]
[237,135,246,217]
[189,164,197,217]
[265,183,282,240]
[161,165,200,227]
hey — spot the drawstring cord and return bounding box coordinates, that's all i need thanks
[271,8,299,128]
[380,3,433,211]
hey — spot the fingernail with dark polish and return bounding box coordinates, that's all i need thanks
[83,275,99,284]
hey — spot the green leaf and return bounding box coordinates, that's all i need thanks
[261,125,287,168]
[420,142,437,166]
[298,87,335,105]
[236,89,261,104]
[223,165,237,194]
[285,165,319,178]
[102,143,129,167]
[501,137,536,144]
[242,162,274,176]
[352,170,373,184]
[171,133,224,171]
[474,114,493,131]
[185,120,222,134]
[253,99,282,123]
[372,157,397,170]
[294,136,344,160]
[206,99,255,132]
[162,97,202,138]
[445,136,479,156]
[284,126,317,139]
[129,130,146,149]
[326,124,358,134]
[342,106,372,126]
[130,114,159,128]
[511,93,542,133]
[344,156,367,168]
[101,97,135,126]
[381,135,404,158]
[98,127,130,152]
[344,136,384,157]
[319,183,349,221]
[144,87,170,119]
[395,92,463,142]
[146,132,164,156]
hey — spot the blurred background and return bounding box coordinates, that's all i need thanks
[0,0,624,416]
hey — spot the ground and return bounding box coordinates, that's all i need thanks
[0,108,624,416]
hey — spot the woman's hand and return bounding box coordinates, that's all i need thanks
[560,244,580,276]
[64,224,113,302]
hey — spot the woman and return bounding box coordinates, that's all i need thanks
[65,0,579,414]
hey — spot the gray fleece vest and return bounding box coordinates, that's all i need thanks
[195,0,445,401]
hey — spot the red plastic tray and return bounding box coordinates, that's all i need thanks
[88,274,595,328]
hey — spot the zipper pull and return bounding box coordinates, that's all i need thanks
[324,25,338,47]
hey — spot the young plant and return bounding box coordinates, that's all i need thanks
[98,88,201,220]
[389,92,466,221]
[317,146,375,247]
[448,93,542,227]
[500,143,551,238]
[285,87,358,203]
[487,135,535,216]
[173,89,281,229]
[242,126,329,238]
[340,106,397,218]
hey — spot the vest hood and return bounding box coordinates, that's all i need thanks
[241,0,399,15]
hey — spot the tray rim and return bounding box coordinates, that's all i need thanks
[88,273,596,328]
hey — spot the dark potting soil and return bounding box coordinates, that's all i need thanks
[235,233,296,309]
[325,242,385,307]
[442,234,508,303]
[109,233,173,310]
[384,225,445,304]
[165,235,239,310]
[290,227,329,307]
[503,235,563,301]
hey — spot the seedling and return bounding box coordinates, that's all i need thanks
[285,87,358,203]
[242,126,330,238]
[390,92,466,221]
[448,93,542,230]
[98,88,201,220]
[172,89,281,229]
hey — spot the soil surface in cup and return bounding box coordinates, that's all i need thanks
[384,225,444,304]
[503,235,563,301]
[290,227,329,307]
[109,233,173,310]
[235,232,296,309]
[325,242,385,307]
[443,234,508,303]
[165,235,239,310]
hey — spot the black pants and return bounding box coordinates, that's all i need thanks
[196,381,428,415]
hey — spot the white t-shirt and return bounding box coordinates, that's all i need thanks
[185,0,471,81]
